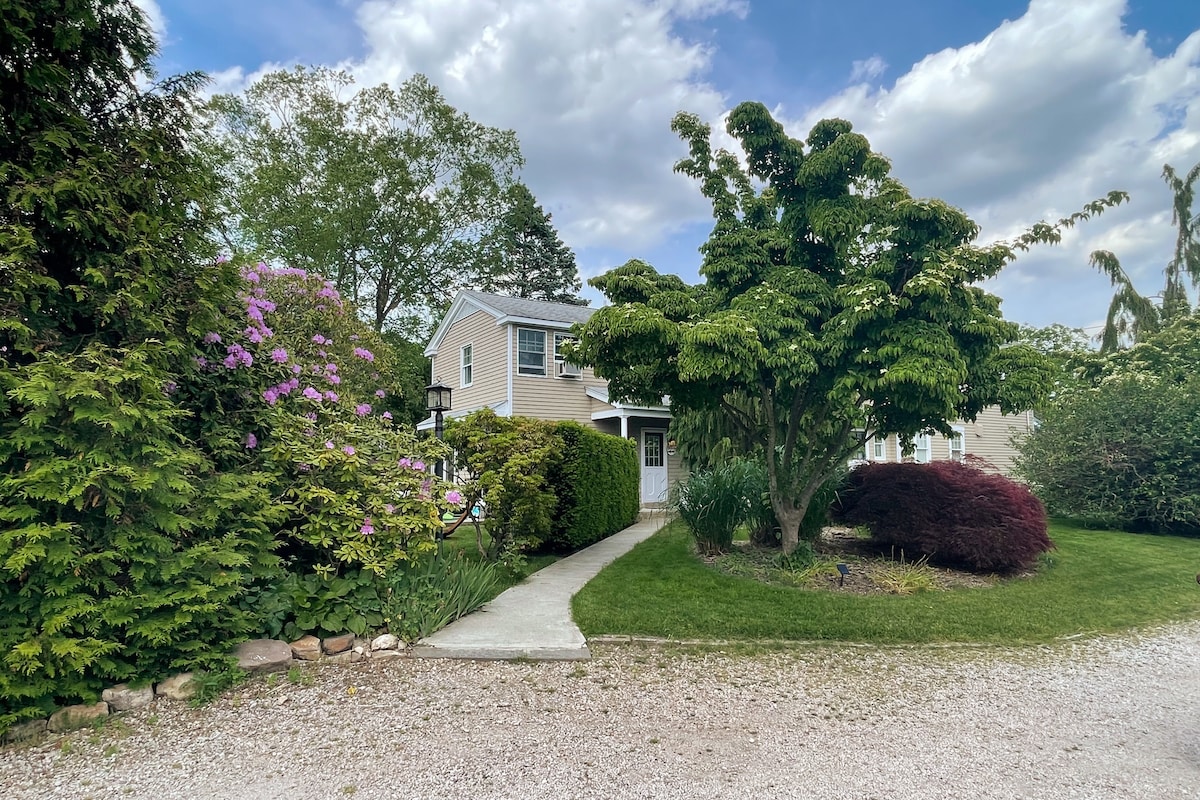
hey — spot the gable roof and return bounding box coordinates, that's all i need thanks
[425,290,595,356]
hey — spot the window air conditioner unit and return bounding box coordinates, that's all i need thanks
[557,360,582,378]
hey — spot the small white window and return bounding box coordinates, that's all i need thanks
[872,437,887,461]
[949,426,965,462]
[553,333,575,362]
[517,328,546,376]
[460,344,473,387]
[912,434,931,464]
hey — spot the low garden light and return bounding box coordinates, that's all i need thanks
[837,563,850,587]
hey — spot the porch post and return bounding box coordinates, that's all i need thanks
[620,414,628,439]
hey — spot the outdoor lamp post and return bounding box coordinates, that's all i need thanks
[425,379,452,478]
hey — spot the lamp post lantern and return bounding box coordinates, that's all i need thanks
[425,379,452,478]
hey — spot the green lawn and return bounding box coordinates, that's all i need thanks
[572,521,1200,644]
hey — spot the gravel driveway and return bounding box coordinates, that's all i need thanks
[2,622,1198,800]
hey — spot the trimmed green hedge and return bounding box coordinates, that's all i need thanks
[545,422,640,551]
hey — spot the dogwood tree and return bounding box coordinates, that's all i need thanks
[572,103,1125,555]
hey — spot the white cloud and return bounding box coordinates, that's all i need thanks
[849,55,886,83]
[350,0,744,250]
[782,0,1200,328]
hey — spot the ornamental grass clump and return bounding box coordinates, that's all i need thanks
[673,459,761,554]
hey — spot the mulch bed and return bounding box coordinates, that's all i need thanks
[703,526,1007,595]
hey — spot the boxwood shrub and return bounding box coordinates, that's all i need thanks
[833,461,1052,572]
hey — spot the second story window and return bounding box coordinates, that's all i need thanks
[553,333,575,362]
[460,343,473,387]
[517,328,546,376]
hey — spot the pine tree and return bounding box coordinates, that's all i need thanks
[482,183,585,304]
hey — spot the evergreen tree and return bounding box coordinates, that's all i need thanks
[481,183,585,304]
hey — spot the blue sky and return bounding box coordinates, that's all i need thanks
[143,0,1200,335]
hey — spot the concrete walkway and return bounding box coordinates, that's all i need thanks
[412,511,671,661]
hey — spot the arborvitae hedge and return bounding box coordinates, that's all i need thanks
[545,422,640,552]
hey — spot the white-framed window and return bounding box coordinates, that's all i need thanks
[553,333,575,362]
[912,433,932,464]
[949,425,965,462]
[848,430,868,465]
[517,328,546,376]
[460,343,473,387]
[872,436,887,461]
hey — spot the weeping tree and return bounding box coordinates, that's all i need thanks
[572,103,1124,556]
[1091,161,1200,352]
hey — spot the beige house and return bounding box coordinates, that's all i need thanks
[421,290,681,505]
[849,408,1036,475]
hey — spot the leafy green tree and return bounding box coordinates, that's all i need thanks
[480,182,584,304]
[1015,323,1095,403]
[201,67,524,336]
[1089,161,1200,352]
[0,0,279,726]
[573,103,1124,556]
[1015,317,1200,535]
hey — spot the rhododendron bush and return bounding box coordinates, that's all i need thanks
[186,263,458,576]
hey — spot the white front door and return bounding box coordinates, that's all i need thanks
[640,429,668,504]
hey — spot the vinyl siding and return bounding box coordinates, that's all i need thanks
[509,324,607,424]
[430,310,507,411]
[858,407,1034,476]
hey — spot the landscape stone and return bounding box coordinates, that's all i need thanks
[102,683,154,711]
[3,719,47,744]
[370,650,406,661]
[322,633,354,654]
[155,673,197,701]
[235,639,293,674]
[290,635,322,661]
[371,633,399,651]
[325,650,362,665]
[47,702,108,733]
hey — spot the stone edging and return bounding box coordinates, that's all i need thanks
[2,633,408,745]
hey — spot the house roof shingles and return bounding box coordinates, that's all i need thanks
[460,290,595,325]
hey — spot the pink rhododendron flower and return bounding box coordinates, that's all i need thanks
[360,517,374,536]
[247,329,264,344]
[291,364,303,374]
[384,504,396,514]
[445,490,464,505]
[381,411,392,420]
[325,440,335,449]
[324,391,339,403]
[245,432,258,449]
[325,363,338,373]
[312,334,327,345]
[203,332,221,344]
[163,381,178,396]
[342,445,355,456]
[271,348,288,364]
[398,457,412,468]
[413,460,426,471]
[303,387,322,400]
[375,389,386,398]
[355,404,371,416]
[262,389,279,405]
[194,356,207,368]
[352,347,375,362]
[327,374,341,385]
[222,354,238,369]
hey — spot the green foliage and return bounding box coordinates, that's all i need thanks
[575,102,1119,555]
[381,554,500,642]
[873,554,939,595]
[1088,160,1200,352]
[444,410,559,559]
[278,570,385,640]
[1017,378,1200,537]
[0,344,281,730]
[480,182,585,304]
[545,422,640,551]
[188,660,249,708]
[672,459,760,554]
[0,1,282,732]
[200,66,524,337]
